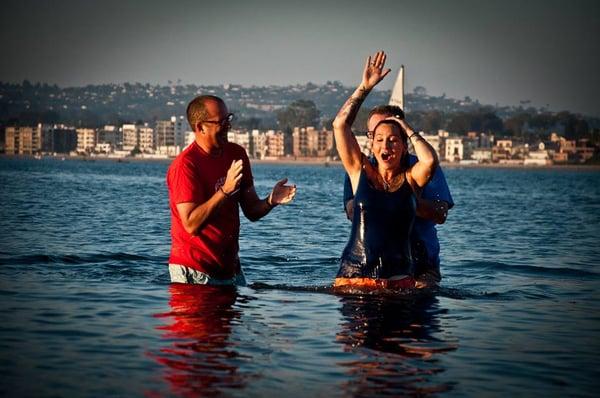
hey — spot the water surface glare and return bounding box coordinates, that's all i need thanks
[0,157,599,397]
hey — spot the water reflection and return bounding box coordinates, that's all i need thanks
[336,293,457,396]
[151,284,251,397]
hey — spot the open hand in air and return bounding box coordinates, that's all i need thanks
[361,50,392,91]
[268,178,297,206]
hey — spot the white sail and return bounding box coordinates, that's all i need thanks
[389,65,404,109]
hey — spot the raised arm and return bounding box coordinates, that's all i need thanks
[415,165,453,224]
[399,119,439,188]
[332,51,391,180]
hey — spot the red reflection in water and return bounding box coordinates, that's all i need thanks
[150,284,248,398]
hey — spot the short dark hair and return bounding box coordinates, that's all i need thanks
[186,95,224,131]
[368,105,405,120]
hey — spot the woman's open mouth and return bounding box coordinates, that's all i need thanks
[381,152,393,162]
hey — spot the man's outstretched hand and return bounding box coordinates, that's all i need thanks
[269,178,296,206]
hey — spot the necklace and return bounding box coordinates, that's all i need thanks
[381,173,404,192]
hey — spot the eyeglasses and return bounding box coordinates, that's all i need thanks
[202,113,234,127]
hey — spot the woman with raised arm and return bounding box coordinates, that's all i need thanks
[332,50,439,290]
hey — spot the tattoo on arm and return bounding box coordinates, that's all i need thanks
[337,87,369,126]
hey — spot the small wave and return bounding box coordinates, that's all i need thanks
[249,282,541,302]
[0,252,161,266]
[251,277,589,303]
[437,287,508,300]
[455,260,598,278]
[249,281,333,293]
[242,254,340,265]
[0,251,168,284]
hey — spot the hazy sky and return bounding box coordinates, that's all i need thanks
[2,0,599,116]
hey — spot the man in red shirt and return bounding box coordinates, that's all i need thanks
[167,95,296,285]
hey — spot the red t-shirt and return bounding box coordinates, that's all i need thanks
[166,141,253,279]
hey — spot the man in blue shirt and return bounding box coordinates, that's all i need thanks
[343,105,454,287]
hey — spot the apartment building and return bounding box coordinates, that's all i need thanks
[265,130,284,157]
[122,124,138,152]
[5,125,43,154]
[291,127,333,157]
[138,125,154,153]
[76,128,96,153]
[97,125,121,149]
[155,116,187,155]
[43,125,77,153]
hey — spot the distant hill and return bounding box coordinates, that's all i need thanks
[1,80,598,140]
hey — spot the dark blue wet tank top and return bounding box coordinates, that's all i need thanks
[337,169,416,279]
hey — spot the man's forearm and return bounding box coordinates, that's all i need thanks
[184,189,229,235]
[416,198,449,224]
[244,196,275,222]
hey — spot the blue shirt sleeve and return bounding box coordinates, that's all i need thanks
[422,166,454,208]
[408,154,453,208]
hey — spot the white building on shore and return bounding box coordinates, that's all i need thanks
[471,148,492,163]
[445,138,464,162]
[524,142,552,165]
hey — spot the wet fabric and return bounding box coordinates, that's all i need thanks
[337,168,416,279]
[169,264,247,286]
[166,141,253,279]
[334,276,416,290]
[343,154,453,280]
[410,156,453,280]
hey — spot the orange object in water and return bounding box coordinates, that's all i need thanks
[334,277,416,290]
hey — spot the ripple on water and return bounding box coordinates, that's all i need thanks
[1,159,599,397]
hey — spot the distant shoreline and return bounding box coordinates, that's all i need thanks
[1,154,599,170]
[255,158,600,170]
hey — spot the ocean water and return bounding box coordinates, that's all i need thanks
[0,157,599,397]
